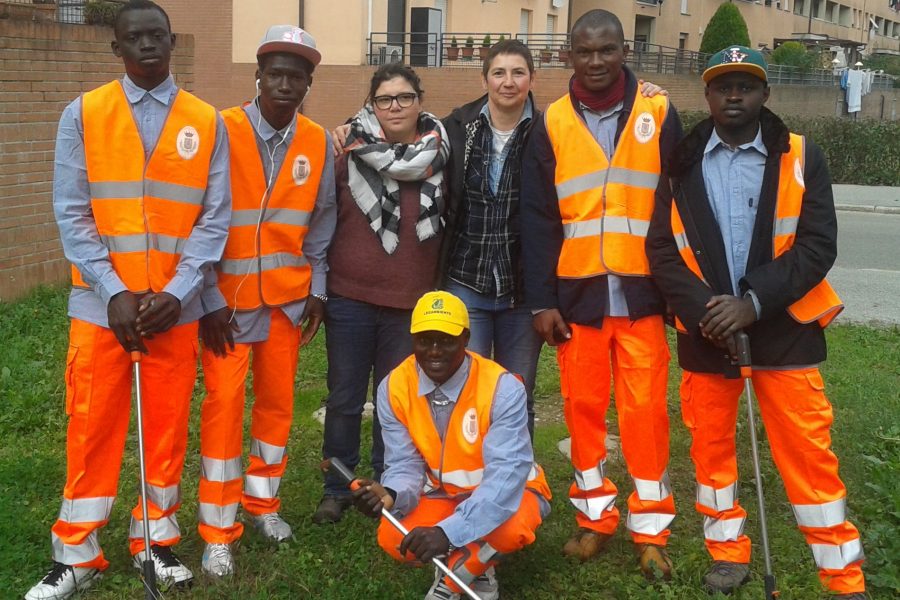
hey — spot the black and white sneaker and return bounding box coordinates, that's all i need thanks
[424,571,461,600]
[24,562,102,600]
[472,566,500,600]
[132,545,193,588]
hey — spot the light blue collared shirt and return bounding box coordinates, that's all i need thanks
[378,354,550,548]
[702,127,767,302]
[200,99,337,344]
[479,98,533,196]
[581,101,629,317]
[53,74,231,327]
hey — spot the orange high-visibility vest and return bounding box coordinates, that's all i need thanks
[216,107,326,309]
[671,132,842,332]
[76,81,216,291]
[545,90,668,278]
[387,352,552,501]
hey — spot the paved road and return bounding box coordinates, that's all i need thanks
[831,210,900,326]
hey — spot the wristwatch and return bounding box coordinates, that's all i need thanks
[311,293,328,304]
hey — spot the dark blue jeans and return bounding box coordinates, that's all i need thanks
[322,296,413,496]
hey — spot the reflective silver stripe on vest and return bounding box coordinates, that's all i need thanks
[90,181,142,199]
[674,231,690,252]
[476,542,500,564]
[562,216,650,239]
[145,179,205,206]
[149,233,187,255]
[100,233,148,253]
[556,169,608,201]
[555,167,659,201]
[606,166,659,190]
[633,473,672,502]
[773,216,800,238]
[627,511,675,535]
[244,475,282,499]
[809,538,864,570]
[435,468,484,489]
[58,496,115,524]
[793,497,847,529]
[250,438,286,466]
[129,513,180,542]
[231,208,312,228]
[146,484,181,512]
[198,501,239,529]
[218,252,310,276]
[697,482,738,512]
[703,516,746,542]
[570,494,617,520]
[52,531,101,564]
[201,456,243,483]
[574,460,606,491]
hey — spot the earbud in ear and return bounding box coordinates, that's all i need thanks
[255,79,261,94]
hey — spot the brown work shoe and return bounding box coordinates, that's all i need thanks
[311,495,352,524]
[636,544,673,581]
[703,561,750,595]
[561,528,613,562]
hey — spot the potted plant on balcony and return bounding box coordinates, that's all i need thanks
[462,35,475,59]
[557,45,570,65]
[540,46,554,65]
[479,34,492,60]
[446,36,460,61]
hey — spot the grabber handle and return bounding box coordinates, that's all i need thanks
[130,350,143,363]
[321,458,394,509]
[735,332,752,378]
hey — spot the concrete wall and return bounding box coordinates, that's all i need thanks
[0,18,195,302]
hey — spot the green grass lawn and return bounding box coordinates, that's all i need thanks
[1,285,898,599]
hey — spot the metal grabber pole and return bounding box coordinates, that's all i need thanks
[321,457,483,600]
[131,350,159,600]
[734,332,778,600]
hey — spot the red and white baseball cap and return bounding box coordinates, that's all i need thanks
[257,25,321,66]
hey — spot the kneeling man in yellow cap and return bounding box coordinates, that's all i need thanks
[351,290,551,600]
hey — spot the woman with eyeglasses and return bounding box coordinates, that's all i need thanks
[313,63,450,525]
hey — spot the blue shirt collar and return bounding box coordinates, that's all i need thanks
[479,96,534,129]
[122,73,176,106]
[705,125,768,157]
[242,98,293,142]
[417,354,471,404]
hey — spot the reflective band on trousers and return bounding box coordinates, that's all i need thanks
[198,502,239,528]
[89,179,205,206]
[810,538,864,569]
[250,438,286,466]
[697,482,738,512]
[633,473,672,502]
[562,216,651,239]
[571,494,617,521]
[129,513,180,541]
[146,484,181,512]
[218,252,310,276]
[230,207,312,228]
[52,531,101,565]
[201,456,243,483]
[244,475,282,499]
[793,497,847,528]
[627,512,676,535]
[98,232,188,255]
[703,516,746,542]
[58,496,115,524]
[477,542,500,564]
[555,167,660,201]
[574,460,607,491]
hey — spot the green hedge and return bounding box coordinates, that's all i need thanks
[680,112,900,186]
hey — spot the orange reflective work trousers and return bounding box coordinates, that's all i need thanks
[681,369,865,594]
[51,318,198,569]
[378,490,544,593]
[198,309,300,544]
[558,316,673,545]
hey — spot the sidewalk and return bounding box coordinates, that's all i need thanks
[833,184,900,214]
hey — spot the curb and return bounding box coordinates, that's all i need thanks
[835,203,900,215]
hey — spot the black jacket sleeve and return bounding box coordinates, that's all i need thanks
[520,115,563,310]
[741,141,837,320]
[659,103,683,174]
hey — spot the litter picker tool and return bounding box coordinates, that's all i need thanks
[131,350,160,600]
[735,332,778,600]
[320,457,482,600]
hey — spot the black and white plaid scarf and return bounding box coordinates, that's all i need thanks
[345,105,449,254]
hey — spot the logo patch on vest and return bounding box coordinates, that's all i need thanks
[793,157,805,188]
[176,126,200,160]
[634,112,656,144]
[292,155,311,185]
[462,408,478,444]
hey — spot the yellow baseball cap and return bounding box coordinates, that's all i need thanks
[410,291,470,337]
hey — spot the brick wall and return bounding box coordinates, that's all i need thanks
[0,18,194,302]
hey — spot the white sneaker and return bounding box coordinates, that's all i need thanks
[201,543,234,578]
[251,512,292,542]
[472,566,500,600]
[424,571,461,600]
[132,545,193,588]
[25,563,102,600]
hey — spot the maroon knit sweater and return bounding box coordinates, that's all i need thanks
[327,154,443,310]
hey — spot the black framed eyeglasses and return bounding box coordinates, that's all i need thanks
[372,93,418,110]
